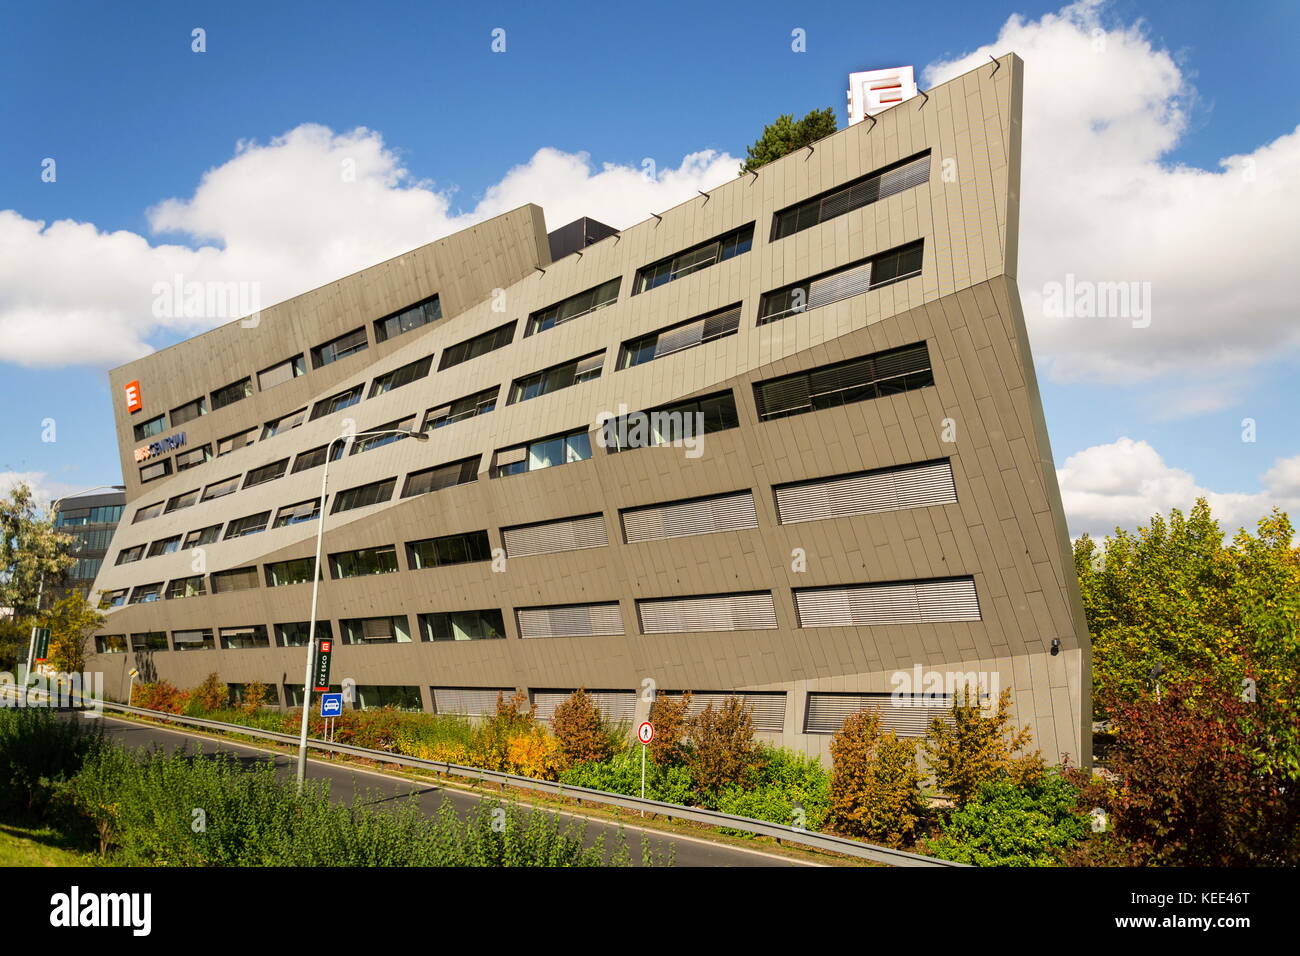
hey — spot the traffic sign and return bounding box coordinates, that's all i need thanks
[638,721,654,745]
[319,692,343,717]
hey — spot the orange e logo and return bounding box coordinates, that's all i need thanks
[124,380,142,413]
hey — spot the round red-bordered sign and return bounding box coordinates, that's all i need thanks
[637,721,654,744]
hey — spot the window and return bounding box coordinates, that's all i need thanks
[657,691,786,733]
[432,687,519,716]
[354,685,422,711]
[350,416,416,455]
[217,428,256,456]
[273,499,320,528]
[331,478,395,514]
[211,567,260,594]
[438,321,515,371]
[170,397,207,428]
[130,631,168,651]
[368,356,432,397]
[774,460,958,524]
[133,414,166,441]
[419,610,505,642]
[182,525,222,548]
[633,224,754,294]
[56,503,123,528]
[140,459,172,483]
[115,544,145,565]
[621,490,759,543]
[211,377,253,410]
[401,456,479,498]
[133,501,165,523]
[175,445,212,471]
[310,385,363,420]
[291,442,345,474]
[340,615,412,645]
[96,635,127,654]
[99,589,128,609]
[508,352,603,404]
[166,576,206,600]
[274,621,332,647]
[375,295,442,342]
[502,514,606,558]
[493,428,591,478]
[422,387,498,430]
[637,591,778,633]
[515,602,624,639]
[407,530,490,570]
[261,409,307,440]
[771,151,931,240]
[219,625,270,650]
[225,512,271,539]
[525,278,620,336]
[804,692,954,737]
[257,354,305,390]
[243,458,289,488]
[753,342,933,421]
[619,303,741,370]
[129,582,164,605]
[165,489,200,513]
[757,240,924,325]
[311,327,369,368]
[147,535,181,557]
[793,577,980,626]
[172,628,214,651]
[201,475,241,501]
[55,509,89,528]
[266,557,318,587]
[532,690,637,723]
[331,545,399,578]
[601,391,739,452]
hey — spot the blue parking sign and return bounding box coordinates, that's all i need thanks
[319,693,343,717]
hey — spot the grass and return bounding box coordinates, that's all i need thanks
[0,821,96,867]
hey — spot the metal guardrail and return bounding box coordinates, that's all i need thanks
[8,687,964,867]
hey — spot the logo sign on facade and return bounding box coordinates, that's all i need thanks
[32,626,51,662]
[124,380,142,413]
[312,639,333,692]
[320,692,343,717]
[133,432,186,463]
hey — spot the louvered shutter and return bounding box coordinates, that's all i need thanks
[361,618,394,640]
[503,514,607,557]
[804,692,954,736]
[533,691,636,723]
[433,687,512,716]
[809,356,874,398]
[621,491,758,543]
[806,261,873,309]
[795,577,980,627]
[756,375,812,419]
[701,305,741,340]
[775,461,957,524]
[638,592,777,633]
[574,353,605,377]
[654,318,705,358]
[495,446,528,468]
[666,692,785,732]
[877,154,931,199]
[516,603,624,638]
[873,343,930,379]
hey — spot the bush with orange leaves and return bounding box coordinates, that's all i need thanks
[472,690,535,771]
[507,726,563,781]
[648,692,692,766]
[130,679,188,715]
[551,688,614,769]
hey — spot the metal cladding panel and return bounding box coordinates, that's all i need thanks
[621,490,758,543]
[516,602,624,638]
[794,577,980,627]
[638,592,778,634]
[502,513,607,557]
[804,692,954,736]
[774,460,957,524]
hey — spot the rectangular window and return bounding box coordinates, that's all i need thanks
[619,303,741,370]
[115,544,146,565]
[130,631,168,651]
[331,477,396,514]
[406,530,490,570]
[757,240,925,326]
[431,687,516,716]
[375,294,441,343]
[501,514,606,558]
[492,427,591,478]
[129,582,164,605]
[771,151,931,240]
[165,489,199,513]
[217,428,256,456]
[201,475,241,501]
[601,391,739,452]
[140,459,172,483]
[633,224,754,294]
[658,691,786,733]
[165,575,206,600]
[266,557,318,588]
[211,567,260,594]
[291,442,344,474]
[133,501,165,523]
[330,545,399,579]
[753,342,933,422]
[243,458,289,488]
[525,278,620,336]
[261,408,307,440]
[354,685,422,711]
[401,456,479,498]
[170,397,207,427]
[340,615,412,645]
[508,351,603,405]
[368,355,432,398]
[257,354,305,390]
[99,589,128,609]
[172,628,214,651]
[96,635,127,654]
[182,525,222,548]
[621,490,758,543]
[225,512,271,539]
[774,459,957,524]
[219,625,270,650]
[794,577,981,626]
[174,445,212,471]
[146,535,181,558]
[422,387,498,431]
[804,692,955,736]
[531,690,637,724]
[350,416,416,455]
[211,377,253,410]
[273,499,320,528]
[274,621,332,647]
[636,591,778,633]
[438,321,515,371]
[310,385,363,420]
[311,327,369,369]
[133,414,166,441]
[516,602,623,639]
[418,609,506,642]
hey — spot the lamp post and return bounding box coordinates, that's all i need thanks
[295,427,428,790]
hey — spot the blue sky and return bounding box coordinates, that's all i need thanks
[1,0,1297,535]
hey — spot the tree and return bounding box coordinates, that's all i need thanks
[648,692,692,766]
[551,688,613,769]
[739,108,839,175]
[43,593,105,674]
[688,697,757,793]
[190,673,228,713]
[0,482,75,617]
[923,687,1042,806]
[830,710,927,846]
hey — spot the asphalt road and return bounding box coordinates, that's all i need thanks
[96,714,811,868]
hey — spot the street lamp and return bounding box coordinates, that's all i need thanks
[295,427,428,789]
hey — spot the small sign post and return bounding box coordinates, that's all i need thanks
[319,691,343,743]
[637,721,654,813]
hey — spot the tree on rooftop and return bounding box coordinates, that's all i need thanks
[739,108,839,175]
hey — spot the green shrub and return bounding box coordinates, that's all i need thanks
[0,707,103,817]
[710,746,830,833]
[927,772,1090,866]
[559,749,695,806]
[830,710,928,846]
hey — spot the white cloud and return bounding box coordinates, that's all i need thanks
[923,0,1300,393]
[1056,437,1300,537]
[0,471,92,513]
[0,124,738,368]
